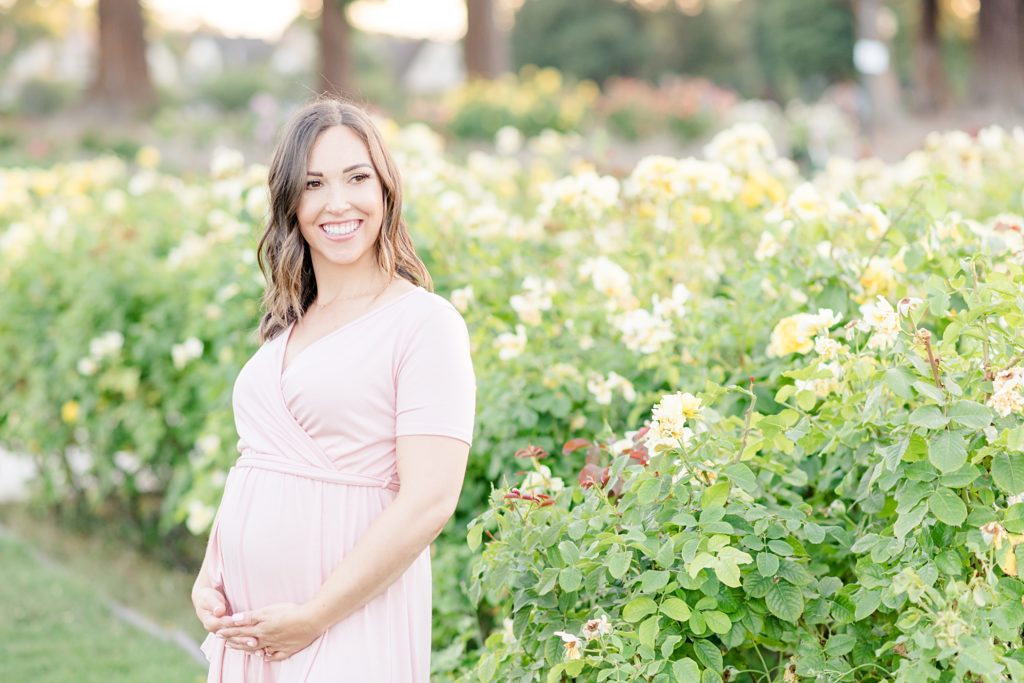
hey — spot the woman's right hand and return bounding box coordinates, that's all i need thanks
[193,587,263,653]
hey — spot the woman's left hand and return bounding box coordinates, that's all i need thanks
[216,602,323,662]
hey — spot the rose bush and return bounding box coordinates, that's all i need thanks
[2,118,1024,680]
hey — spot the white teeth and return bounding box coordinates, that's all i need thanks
[322,220,360,236]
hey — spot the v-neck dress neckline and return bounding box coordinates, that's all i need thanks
[279,286,423,381]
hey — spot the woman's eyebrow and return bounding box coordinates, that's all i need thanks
[306,163,372,176]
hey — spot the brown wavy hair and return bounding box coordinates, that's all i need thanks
[255,96,433,344]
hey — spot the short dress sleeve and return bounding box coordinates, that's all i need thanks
[394,299,476,446]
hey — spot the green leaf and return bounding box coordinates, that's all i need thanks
[703,610,731,635]
[929,431,968,473]
[640,570,670,594]
[777,559,813,586]
[537,568,559,596]
[757,552,779,577]
[956,636,1002,676]
[722,463,757,492]
[914,380,947,404]
[688,610,707,635]
[608,551,631,580]
[638,614,660,648]
[558,566,583,592]
[803,523,826,544]
[692,639,723,672]
[796,390,817,411]
[825,633,857,657]
[564,659,585,676]
[767,539,793,556]
[557,540,580,565]
[702,670,723,683]
[1009,427,1024,452]
[878,438,909,471]
[546,663,565,683]
[928,290,950,316]
[701,481,731,509]
[635,478,662,505]
[938,463,981,488]
[660,597,692,622]
[894,502,928,540]
[766,581,805,623]
[948,400,992,429]
[672,657,701,683]
[885,368,915,399]
[713,558,741,588]
[909,405,948,429]
[622,596,657,623]
[687,552,717,579]
[853,589,882,621]
[467,522,484,551]
[775,384,796,402]
[992,452,1024,495]
[743,572,773,598]
[661,634,682,659]
[928,487,967,526]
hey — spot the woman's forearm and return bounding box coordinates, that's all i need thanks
[303,492,452,632]
[191,527,221,603]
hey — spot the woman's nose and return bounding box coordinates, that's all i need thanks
[324,188,351,213]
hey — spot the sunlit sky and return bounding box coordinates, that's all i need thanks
[145,0,467,41]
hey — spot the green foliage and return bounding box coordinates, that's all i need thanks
[195,67,274,112]
[16,78,78,116]
[752,0,856,100]
[469,245,1024,678]
[511,0,653,84]
[511,0,856,101]
[436,66,599,140]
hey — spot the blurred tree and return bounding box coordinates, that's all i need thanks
[510,0,652,83]
[85,0,155,117]
[320,0,356,97]
[465,0,508,79]
[643,1,758,94]
[971,0,1024,110]
[754,0,856,101]
[912,0,947,111]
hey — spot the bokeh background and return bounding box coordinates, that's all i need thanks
[2,1,1024,682]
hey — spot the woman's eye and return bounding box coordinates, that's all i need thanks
[305,179,321,189]
[352,173,369,183]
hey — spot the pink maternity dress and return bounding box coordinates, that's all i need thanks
[200,286,476,682]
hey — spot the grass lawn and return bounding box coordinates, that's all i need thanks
[0,524,206,683]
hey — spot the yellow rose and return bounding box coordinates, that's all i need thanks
[61,400,80,424]
[135,145,161,170]
[689,205,713,226]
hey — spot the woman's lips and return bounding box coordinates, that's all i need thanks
[319,219,362,241]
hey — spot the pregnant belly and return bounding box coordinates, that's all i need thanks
[214,465,392,611]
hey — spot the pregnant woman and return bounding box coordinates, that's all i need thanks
[190,98,476,682]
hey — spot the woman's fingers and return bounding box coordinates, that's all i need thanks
[264,649,291,662]
[200,612,238,634]
[224,637,261,652]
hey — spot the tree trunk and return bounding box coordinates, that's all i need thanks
[86,0,155,117]
[464,0,507,79]
[912,0,947,112]
[972,0,1024,110]
[853,0,902,134]
[319,0,354,97]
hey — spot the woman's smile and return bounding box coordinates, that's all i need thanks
[320,219,362,240]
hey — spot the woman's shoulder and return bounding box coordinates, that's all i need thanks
[392,285,469,346]
[401,283,463,321]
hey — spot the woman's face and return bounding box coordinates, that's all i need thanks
[296,125,385,274]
